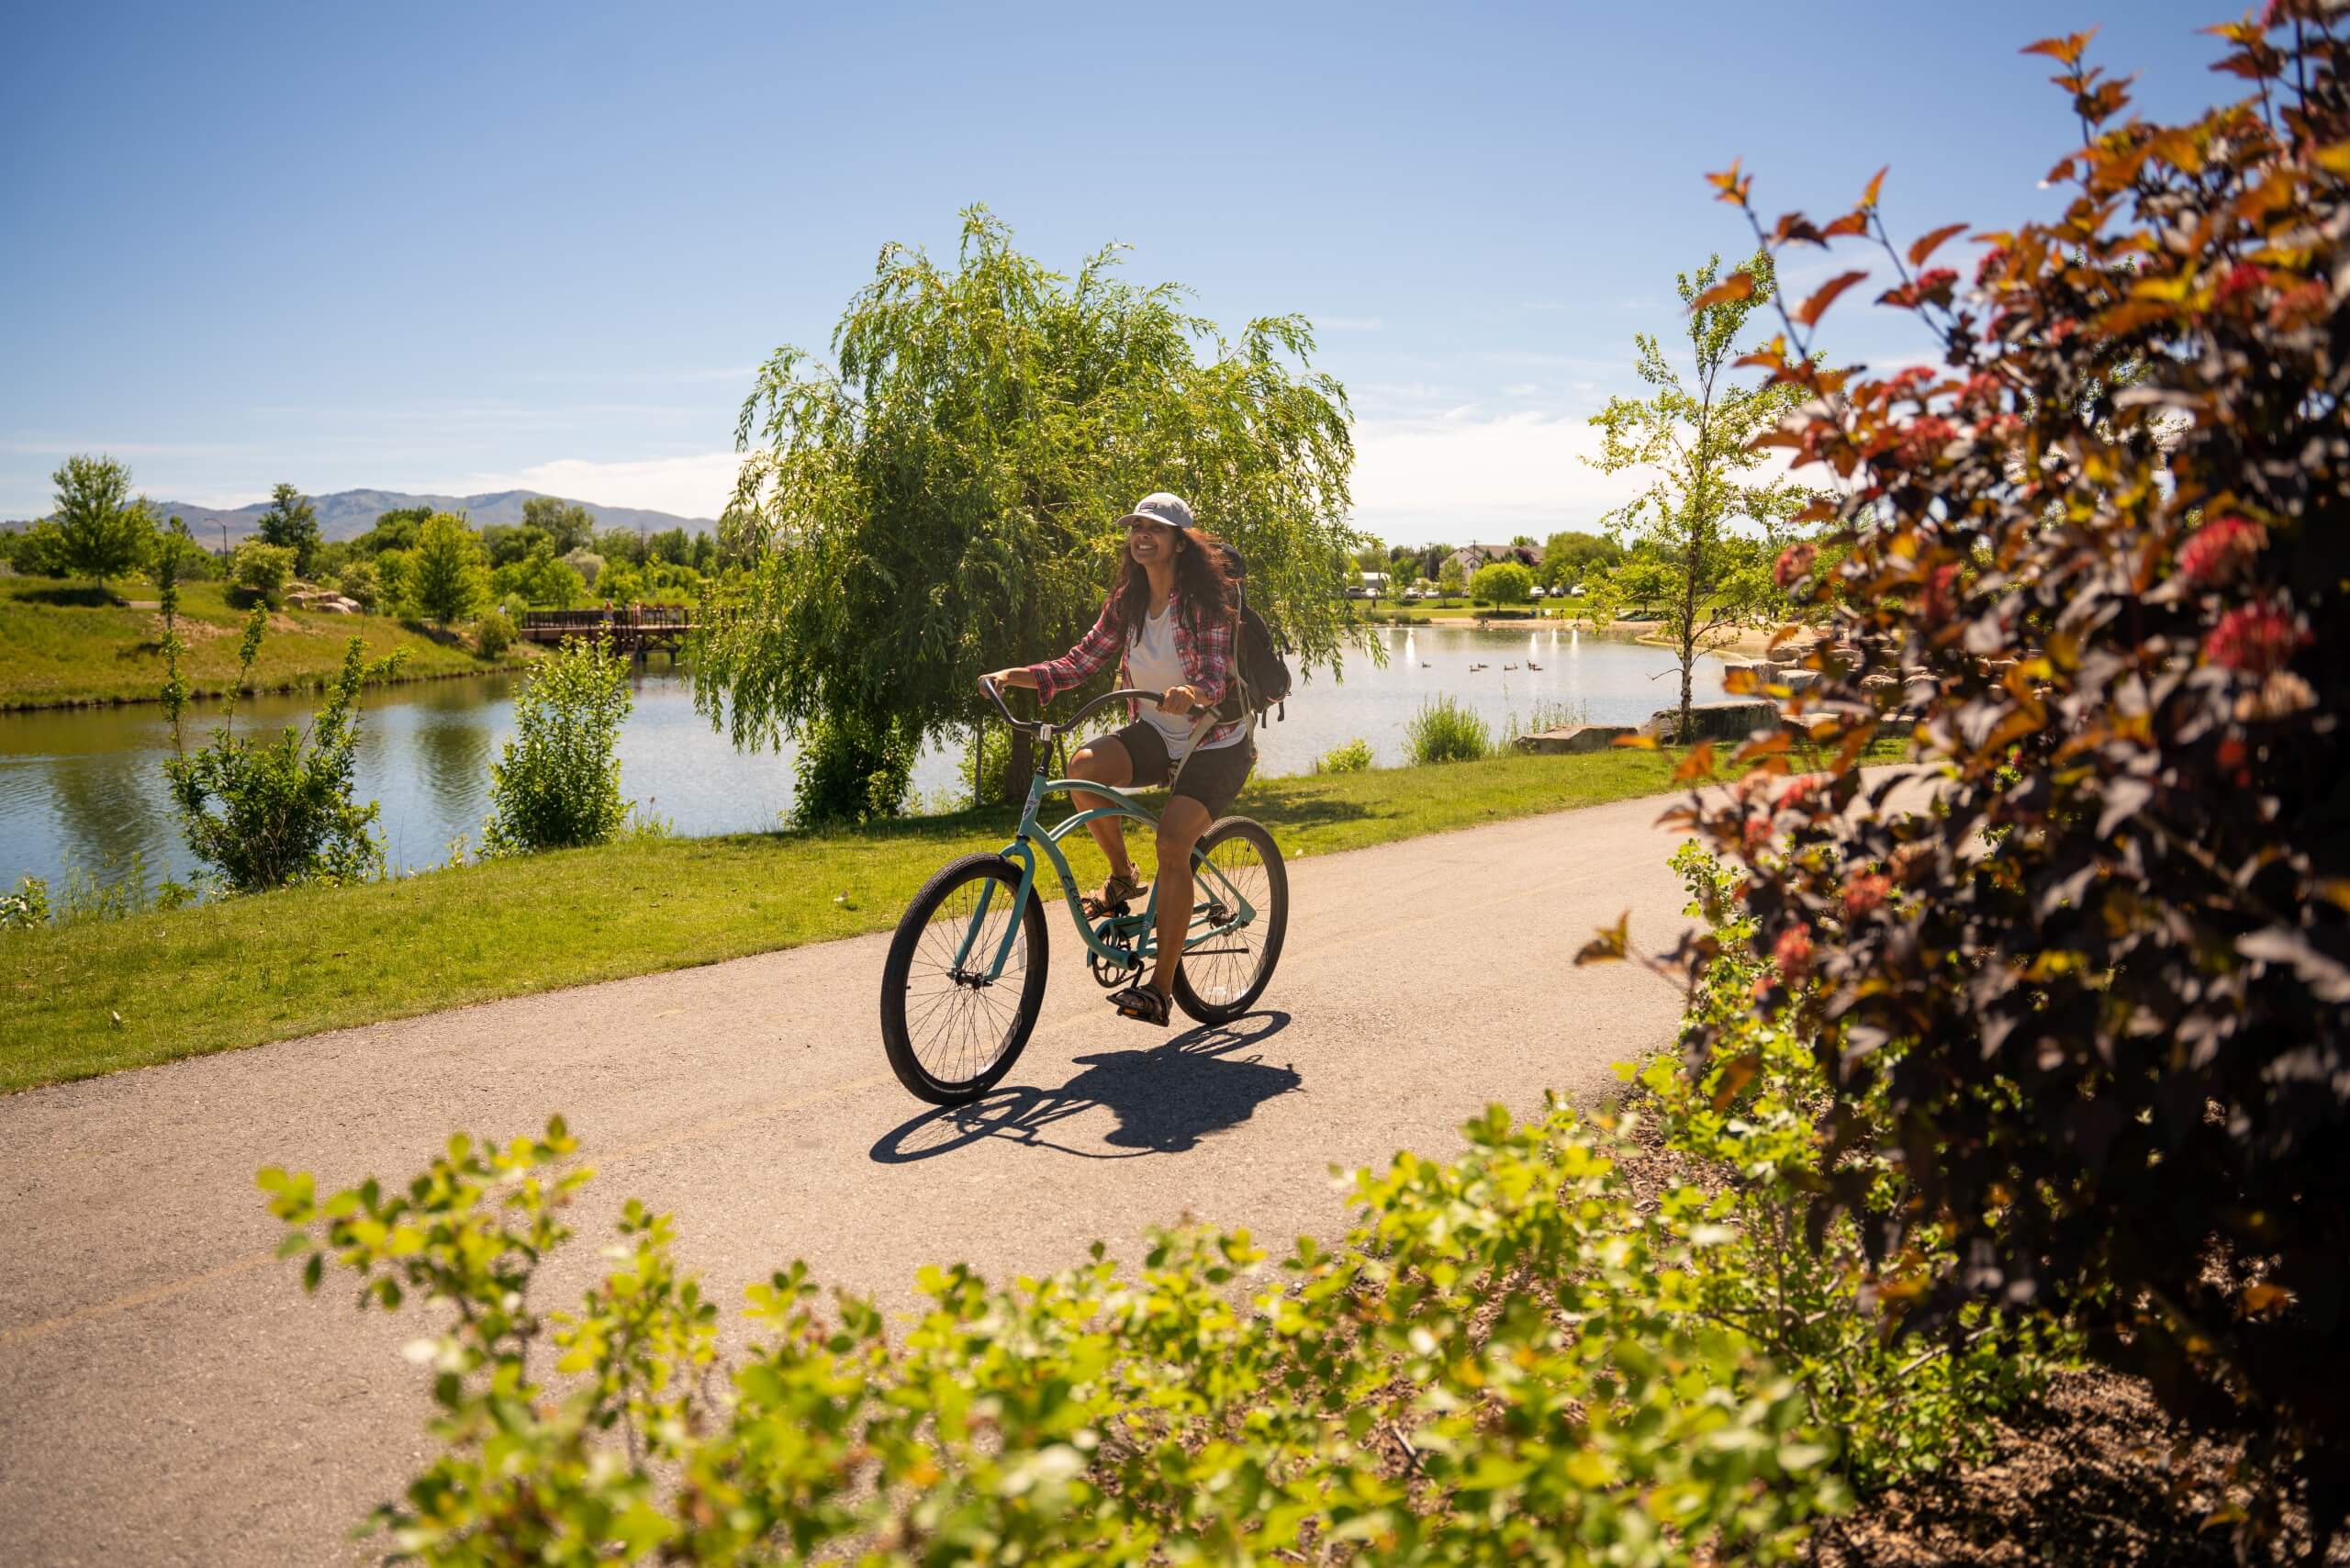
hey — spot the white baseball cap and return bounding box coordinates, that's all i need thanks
[1116,492,1194,531]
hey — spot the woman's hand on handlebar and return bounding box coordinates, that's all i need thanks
[1158,684,1203,715]
[979,668,1037,691]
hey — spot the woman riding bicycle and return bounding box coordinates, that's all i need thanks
[980,491,1254,1027]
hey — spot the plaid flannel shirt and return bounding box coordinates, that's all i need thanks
[1024,586,1243,748]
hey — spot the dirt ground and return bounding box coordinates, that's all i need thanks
[1816,1368,2345,1566]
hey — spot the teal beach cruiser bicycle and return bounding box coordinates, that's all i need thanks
[878,678,1289,1104]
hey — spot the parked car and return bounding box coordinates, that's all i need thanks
[1529,585,1548,599]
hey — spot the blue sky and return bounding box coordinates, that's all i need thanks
[3,0,2233,543]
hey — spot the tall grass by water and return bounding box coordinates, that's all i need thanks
[1404,695,1491,764]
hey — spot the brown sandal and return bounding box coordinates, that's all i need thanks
[1080,871,1142,918]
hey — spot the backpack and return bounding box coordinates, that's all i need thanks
[1216,543,1292,722]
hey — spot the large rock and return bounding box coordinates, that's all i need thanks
[1515,723,1638,755]
[1643,700,1780,744]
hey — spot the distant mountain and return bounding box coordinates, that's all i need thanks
[5,488,717,544]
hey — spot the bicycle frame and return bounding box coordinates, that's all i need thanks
[953,736,1261,985]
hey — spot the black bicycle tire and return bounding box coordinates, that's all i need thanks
[879,853,1050,1104]
[1170,817,1287,1025]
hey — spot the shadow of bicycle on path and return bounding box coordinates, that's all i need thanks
[870,1012,1301,1164]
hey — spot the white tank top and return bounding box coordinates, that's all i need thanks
[1127,604,1243,761]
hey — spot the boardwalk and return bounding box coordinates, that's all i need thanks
[519,604,695,658]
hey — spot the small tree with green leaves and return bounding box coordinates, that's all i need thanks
[161,609,404,891]
[521,496,596,554]
[1584,253,1809,741]
[410,511,487,625]
[1437,555,1466,600]
[481,638,632,856]
[48,454,157,590]
[227,540,297,608]
[254,482,323,576]
[1472,560,1534,607]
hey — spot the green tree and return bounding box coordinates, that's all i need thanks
[1584,252,1807,741]
[699,207,1360,807]
[411,511,487,624]
[1539,529,1622,589]
[1472,560,1534,606]
[497,547,586,609]
[354,507,431,555]
[1437,556,1466,599]
[596,525,648,566]
[48,454,157,589]
[520,496,596,554]
[254,483,323,575]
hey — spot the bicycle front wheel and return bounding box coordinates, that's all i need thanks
[880,853,1049,1104]
[1171,817,1288,1025]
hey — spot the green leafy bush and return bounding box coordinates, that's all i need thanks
[265,1103,1854,1566]
[1675,13,2350,1550]
[227,540,297,609]
[1404,694,1489,764]
[1313,735,1373,774]
[473,607,517,660]
[0,875,49,930]
[162,608,403,891]
[481,638,632,856]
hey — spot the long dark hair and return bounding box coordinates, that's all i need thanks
[1105,526,1237,642]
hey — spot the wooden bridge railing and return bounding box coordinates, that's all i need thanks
[519,605,693,632]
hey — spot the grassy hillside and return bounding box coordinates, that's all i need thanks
[0,575,530,709]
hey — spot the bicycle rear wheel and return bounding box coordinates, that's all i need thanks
[1171,817,1287,1025]
[880,853,1049,1104]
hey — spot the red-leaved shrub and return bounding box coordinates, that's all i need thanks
[1672,8,2350,1552]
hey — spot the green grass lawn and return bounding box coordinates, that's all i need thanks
[1,747,1702,1093]
[0,576,530,709]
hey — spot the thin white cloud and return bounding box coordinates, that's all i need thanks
[423,451,747,520]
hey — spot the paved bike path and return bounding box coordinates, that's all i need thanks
[0,791,1705,1565]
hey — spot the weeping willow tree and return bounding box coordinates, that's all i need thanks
[695,207,1362,819]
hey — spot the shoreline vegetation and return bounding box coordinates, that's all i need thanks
[2,745,1711,1094]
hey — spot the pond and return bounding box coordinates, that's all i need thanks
[0,625,1723,893]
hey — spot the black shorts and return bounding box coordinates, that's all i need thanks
[1107,721,1255,819]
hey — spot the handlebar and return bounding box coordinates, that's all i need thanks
[979,677,1169,734]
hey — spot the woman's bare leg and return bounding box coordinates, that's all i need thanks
[1149,796,1214,998]
[1066,737,1136,893]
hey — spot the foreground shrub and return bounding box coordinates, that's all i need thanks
[1661,11,2350,1551]
[266,1105,1853,1566]
[162,608,403,890]
[1641,846,2068,1493]
[1313,735,1373,774]
[481,637,632,856]
[1404,694,1489,764]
